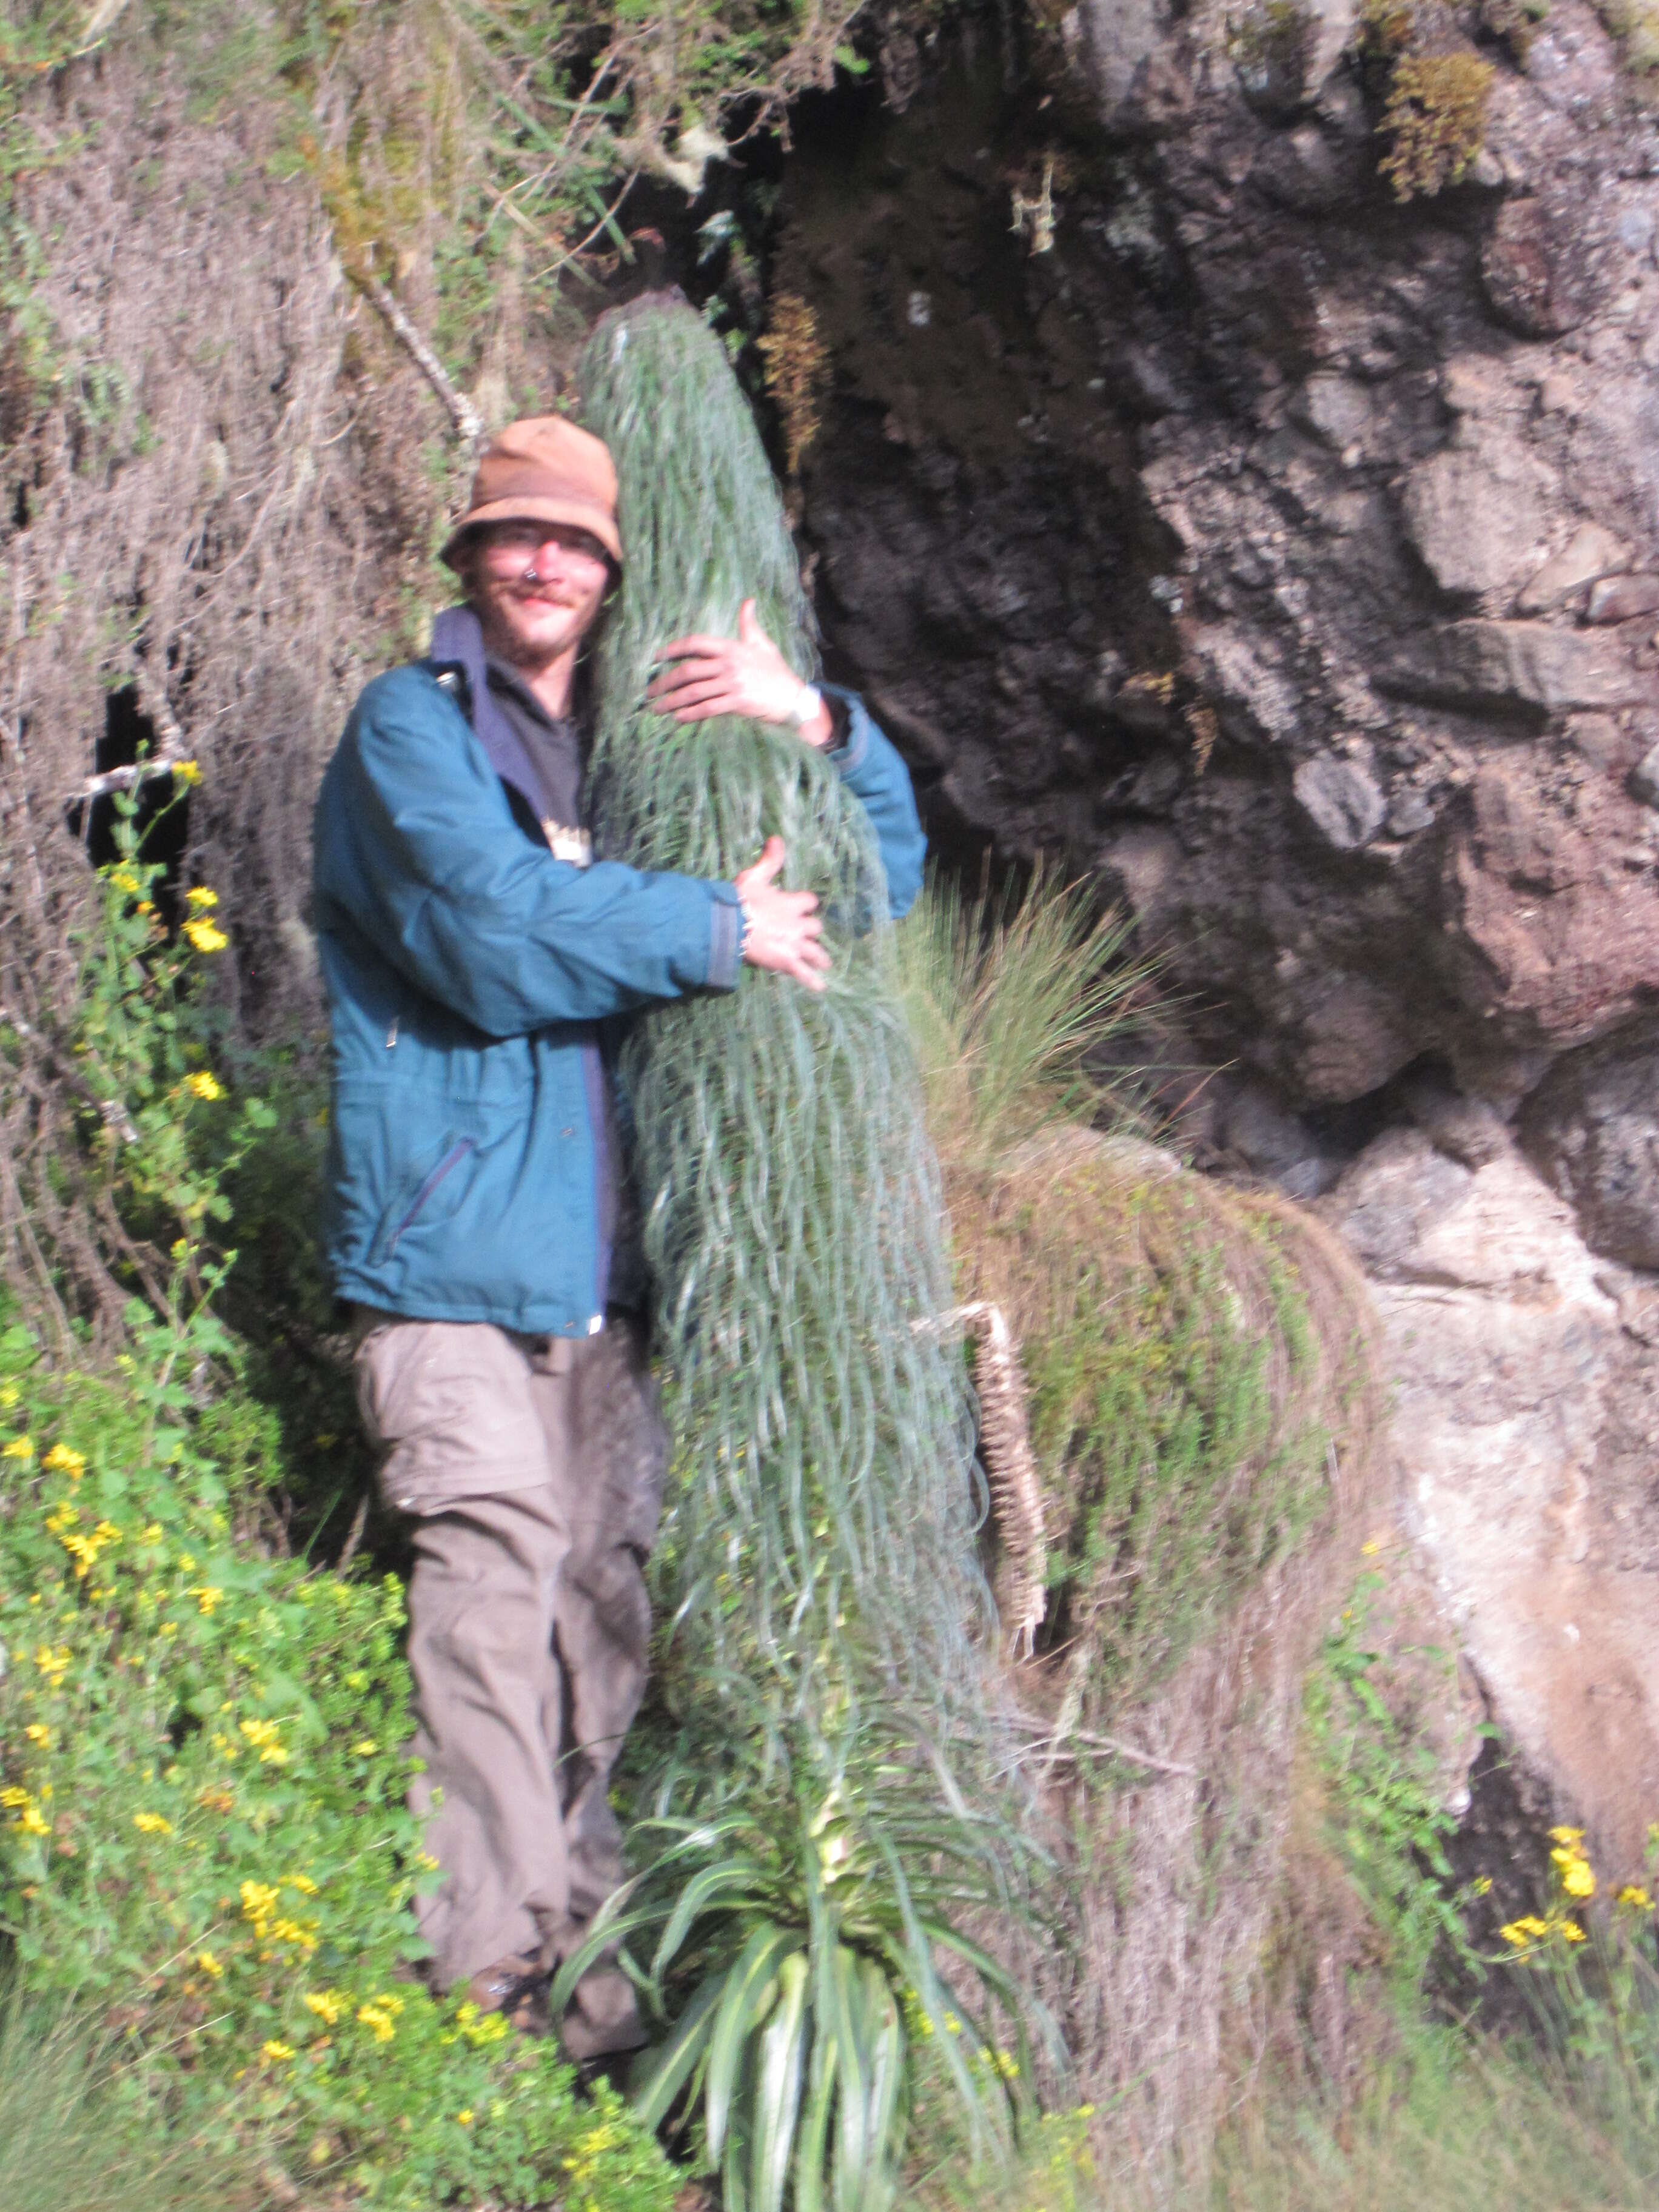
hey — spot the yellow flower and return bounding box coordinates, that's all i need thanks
[304,1991,343,2026]
[24,1724,50,1748]
[240,1879,281,1938]
[455,2110,474,2127]
[286,1874,319,1895]
[173,760,203,788]
[3,1435,34,1461]
[350,1739,378,1756]
[184,1071,224,1102]
[1552,1848,1596,1900]
[1471,1875,1492,1896]
[19,1806,49,1838]
[239,1717,281,1749]
[1549,1826,1585,1846]
[1360,1537,1382,1557]
[268,1917,318,1954]
[42,1445,85,1477]
[133,1812,173,1835]
[139,1523,163,1544]
[192,1586,223,1615]
[1561,1920,1587,1944]
[196,1951,223,1979]
[33,1644,70,1684]
[1618,1885,1655,1911]
[260,2040,295,2065]
[0,1386,17,1407]
[182,918,227,954]
[1501,1915,1549,1945]
[0,1786,32,1809]
[186,886,218,909]
[109,867,141,895]
[356,2003,397,2044]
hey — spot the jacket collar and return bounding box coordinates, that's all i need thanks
[428,603,555,826]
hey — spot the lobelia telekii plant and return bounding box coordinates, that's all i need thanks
[562,296,1030,2210]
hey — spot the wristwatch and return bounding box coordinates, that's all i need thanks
[784,681,823,732]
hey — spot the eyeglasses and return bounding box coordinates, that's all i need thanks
[477,523,610,572]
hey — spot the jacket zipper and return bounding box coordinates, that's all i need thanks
[382,1138,473,1261]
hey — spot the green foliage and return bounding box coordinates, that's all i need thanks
[581,297,997,1758]
[0,855,675,2212]
[557,1778,1027,2211]
[1303,1572,1478,1994]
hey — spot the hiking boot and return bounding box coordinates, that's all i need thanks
[466,1950,551,2036]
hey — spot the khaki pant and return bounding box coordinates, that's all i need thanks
[353,1309,666,1990]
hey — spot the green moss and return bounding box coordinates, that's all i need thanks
[1596,0,1659,69]
[1227,0,1317,113]
[1006,1177,1331,1710]
[1378,52,1495,200]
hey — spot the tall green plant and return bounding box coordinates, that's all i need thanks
[574,298,1027,2200]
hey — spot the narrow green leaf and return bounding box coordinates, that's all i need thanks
[751,1950,810,2212]
[794,2018,839,2212]
[862,1955,907,2210]
[651,1858,762,1982]
[831,1944,873,2212]
[630,1973,723,2133]
[705,1922,794,2161]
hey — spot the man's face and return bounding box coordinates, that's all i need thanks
[467,520,613,669]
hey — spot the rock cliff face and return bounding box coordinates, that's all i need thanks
[780,2,1659,1863]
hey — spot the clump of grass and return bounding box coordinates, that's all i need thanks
[0,1990,275,2212]
[896,863,1158,1182]
[1210,2029,1657,2211]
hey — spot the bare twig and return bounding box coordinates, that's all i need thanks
[1044,1730,1201,1781]
[0,1002,139,1143]
[354,272,484,445]
[1008,1711,1200,1779]
[335,1492,370,1570]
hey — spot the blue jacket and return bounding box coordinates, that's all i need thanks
[313,640,926,1336]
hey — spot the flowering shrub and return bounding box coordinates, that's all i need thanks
[0,1293,671,2208]
[0,841,673,2208]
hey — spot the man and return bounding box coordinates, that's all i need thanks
[312,415,925,2057]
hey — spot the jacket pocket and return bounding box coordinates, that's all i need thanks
[367,1131,476,1267]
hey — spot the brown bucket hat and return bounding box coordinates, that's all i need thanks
[440,415,622,571]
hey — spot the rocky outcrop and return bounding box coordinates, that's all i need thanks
[785,0,1659,1117]
[1320,1124,1659,1874]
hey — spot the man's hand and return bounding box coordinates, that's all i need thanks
[648,600,836,749]
[734,837,830,991]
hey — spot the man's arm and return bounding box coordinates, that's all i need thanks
[815,686,926,920]
[318,667,825,1038]
[648,600,928,921]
